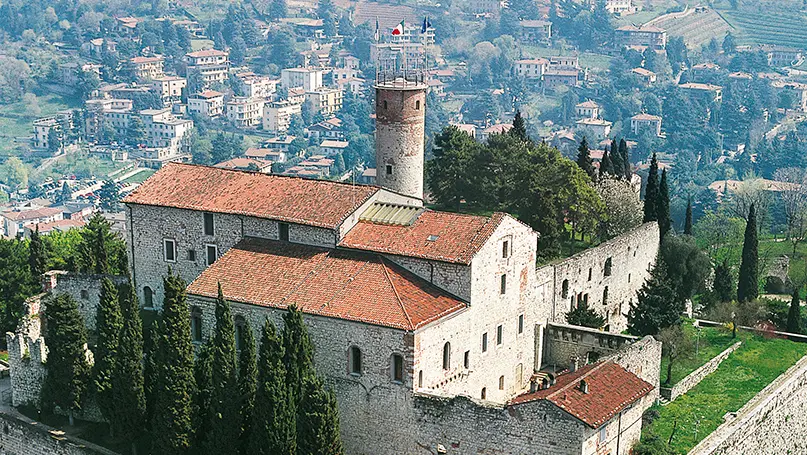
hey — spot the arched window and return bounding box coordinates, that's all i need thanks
[391,354,404,382]
[143,286,154,308]
[415,100,421,110]
[349,346,362,375]
[604,257,613,276]
[588,268,592,281]
[561,279,569,298]
[383,100,388,110]
[602,286,609,306]
[481,387,487,399]
[234,316,246,351]
[498,375,505,390]
[418,370,423,388]
[442,342,451,370]
[190,306,203,342]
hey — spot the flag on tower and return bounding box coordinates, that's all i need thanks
[421,16,431,33]
[374,17,380,41]
[392,20,405,36]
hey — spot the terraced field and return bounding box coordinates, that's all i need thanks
[649,8,731,48]
[720,9,807,49]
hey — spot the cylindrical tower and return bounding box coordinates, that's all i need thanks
[374,79,427,201]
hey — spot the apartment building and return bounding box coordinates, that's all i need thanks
[188,90,226,118]
[226,97,265,128]
[185,49,230,87]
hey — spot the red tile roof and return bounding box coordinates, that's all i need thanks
[340,211,507,265]
[1,207,63,221]
[510,362,653,428]
[186,237,467,330]
[122,163,378,229]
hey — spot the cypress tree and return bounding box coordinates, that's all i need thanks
[657,169,671,237]
[28,226,48,277]
[113,280,146,453]
[297,374,343,455]
[41,293,91,425]
[787,288,803,334]
[627,260,683,336]
[643,153,659,222]
[510,110,528,142]
[250,319,295,455]
[282,305,314,408]
[737,204,759,303]
[601,148,615,177]
[78,213,110,274]
[151,271,196,455]
[201,284,241,454]
[93,278,122,430]
[239,322,258,455]
[684,197,693,235]
[619,138,631,179]
[609,138,623,178]
[713,259,734,303]
[193,343,213,452]
[576,137,595,179]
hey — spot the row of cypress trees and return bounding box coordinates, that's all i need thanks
[41,270,342,455]
[575,136,632,182]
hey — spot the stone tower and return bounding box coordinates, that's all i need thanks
[374,69,427,201]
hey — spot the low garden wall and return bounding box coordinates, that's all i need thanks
[660,341,742,402]
[0,410,116,455]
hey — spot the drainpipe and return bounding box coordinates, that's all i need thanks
[616,410,623,455]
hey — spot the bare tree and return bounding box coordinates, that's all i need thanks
[726,178,771,228]
[657,325,694,386]
[596,176,643,240]
[774,167,807,255]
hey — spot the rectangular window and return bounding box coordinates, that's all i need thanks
[163,239,176,262]
[187,249,196,262]
[463,351,470,369]
[385,164,393,175]
[393,355,403,382]
[500,274,507,294]
[518,314,524,334]
[502,240,509,258]
[206,244,218,266]
[203,213,215,236]
[279,222,290,241]
[482,333,488,352]
[497,325,503,345]
[599,426,607,444]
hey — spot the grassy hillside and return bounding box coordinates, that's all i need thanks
[720,9,807,49]
[650,8,731,48]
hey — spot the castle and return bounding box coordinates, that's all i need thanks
[8,76,662,454]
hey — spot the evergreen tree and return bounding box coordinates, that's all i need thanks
[600,148,614,177]
[201,284,241,454]
[77,214,110,274]
[643,153,659,222]
[684,197,693,235]
[250,319,295,455]
[510,110,528,142]
[609,138,623,178]
[737,204,759,302]
[41,294,91,424]
[565,301,606,329]
[297,374,343,455]
[28,226,47,277]
[93,278,121,429]
[283,305,314,407]
[193,343,213,452]
[713,259,734,303]
[238,322,258,455]
[151,272,196,455]
[576,137,595,180]
[619,138,631,179]
[657,169,671,237]
[113,280,146,452]
[627,260,684,336]
[57,181,72,204]
[787,288,803,334]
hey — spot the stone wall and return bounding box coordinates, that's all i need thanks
[0,411,116,455]
[542,322,638,373]
[6,295,47,408]
[660,341,741,402]
[542,222,659,333]
[688,353,807,455]
[41,272,127,332]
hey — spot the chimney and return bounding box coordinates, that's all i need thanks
[579,380,589,394]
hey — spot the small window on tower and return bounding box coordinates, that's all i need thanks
[383,100,388,110]
[415,100,421,110]
[386,164,393,175]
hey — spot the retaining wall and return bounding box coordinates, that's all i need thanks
[0,411,116,455]
[660,341,742,402]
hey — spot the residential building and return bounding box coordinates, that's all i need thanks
[771,80,807,111]
[139,108,194,153]
[308,118,345,141]
[519,20,552,43]
[188,90,225,118]
[263,136,296,152]
[631,67,657,85]
[1,207,64,238]
[764,46,804,68]
[389,23,436,46]
[215,157,273,173]
[226,97,265,129]
[576,100,601,119]
[23,218,86,238]
[691,62,720,80]
[576,118,613,140]
[370,43,425,70]
[336,77,367,95]
[513,58,549,79]
[129,56,165,81]
[32,112,73,151]
[543,69,581,88]
[150,76,187,104]
[319,139,349,156]
[549,55,580,70]
[631,113,663,137]
[185,49,230,87]
[604,0,637,15]
[280,68,325,92]
[479,123,513,142]
[305,87,344,116]
[236,73,279,99]
[263,101,303,134]
[244,147,288,163]
[679,82,723,103]
[615,25,667,50]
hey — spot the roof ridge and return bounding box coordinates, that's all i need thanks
[380,257,415,331]
[460,211,505,261]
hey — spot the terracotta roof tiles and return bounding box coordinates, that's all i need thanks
[511,361,653,428]
[186,237,467,330]
[122,163,378,229]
